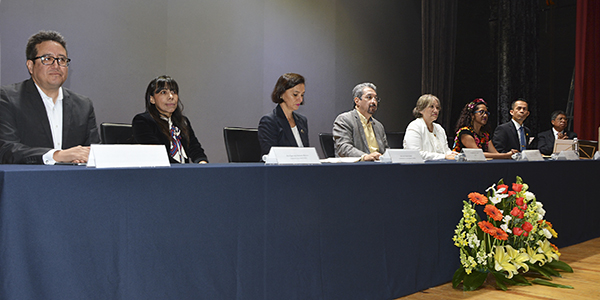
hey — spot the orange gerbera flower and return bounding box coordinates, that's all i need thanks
[484,205,503,221]
[468,192,488,205]
[478,221,496,235]
[492,228,509,241]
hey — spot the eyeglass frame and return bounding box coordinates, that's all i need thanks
[32,55,71,67]
[473,110,490,116]
[361,94,381,103]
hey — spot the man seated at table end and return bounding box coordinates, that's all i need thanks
[0,30,99,164]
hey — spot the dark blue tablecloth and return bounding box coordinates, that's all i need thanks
[1,160,598,299]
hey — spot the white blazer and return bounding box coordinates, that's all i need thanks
[403,118,452,160]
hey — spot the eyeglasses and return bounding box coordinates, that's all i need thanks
[474,110,490,116]
[362,95,381,103]
[33,55,71,67]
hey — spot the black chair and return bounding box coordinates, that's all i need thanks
[319,132,335,158]
[385,132,405,149]
[223,127,262,162]
[100,122,135,144]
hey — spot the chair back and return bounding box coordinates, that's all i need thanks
[385,132,405,149]
[101,123,134,144]
[319,132,335,158]
[223,127,262,162]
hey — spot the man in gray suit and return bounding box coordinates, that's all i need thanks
[333,82,388,161]
[0,30,99,164]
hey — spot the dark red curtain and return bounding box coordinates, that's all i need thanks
[574,0,600,140]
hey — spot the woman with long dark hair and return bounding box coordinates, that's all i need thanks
[132,75,208,163]
[453,98,515,159]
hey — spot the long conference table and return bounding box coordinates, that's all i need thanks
[1,160,599,299]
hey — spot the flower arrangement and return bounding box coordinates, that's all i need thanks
[452,176,573,291]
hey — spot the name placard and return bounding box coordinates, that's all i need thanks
[264,147,321,165]
[462,148,486,162]
[521,150,544,161]
[87,144,170,168]
[557,151,580,161]
[380,149,424,164]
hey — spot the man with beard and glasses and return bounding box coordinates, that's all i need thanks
[332,82,388,161]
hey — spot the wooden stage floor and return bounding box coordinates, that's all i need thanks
[397,237,600,300]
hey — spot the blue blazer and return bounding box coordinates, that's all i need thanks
[258,104,309,155]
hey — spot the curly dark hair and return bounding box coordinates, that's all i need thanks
[454,98,491,133]
[145,75,190,144]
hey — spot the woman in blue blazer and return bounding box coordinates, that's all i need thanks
[258,73,309,155]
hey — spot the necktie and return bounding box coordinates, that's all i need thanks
[518,126,526,151]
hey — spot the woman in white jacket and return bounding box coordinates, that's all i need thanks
[403,94,457,160]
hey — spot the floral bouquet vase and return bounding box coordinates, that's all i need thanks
[452,176,573,291]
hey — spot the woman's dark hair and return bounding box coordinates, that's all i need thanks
[271,73,305,104]
[454,98,491,133]
[145,75,189,144]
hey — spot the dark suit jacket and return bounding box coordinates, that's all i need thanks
[258,104,309,155]
[492,120,531,153]
[132,112,208,163]
[536,129,577,155]
[0,79,100,164]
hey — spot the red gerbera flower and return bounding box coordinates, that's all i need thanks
[484,205,503,221]
[478,221,496,235]
[468,192,488,205]
[493,228,509,240]
[512,183,523,192]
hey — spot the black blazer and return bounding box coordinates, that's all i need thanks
[258,104,309,155]
[0,79,100,164]
[536,129,577,155]
[492,121,531,153]
[132,112,208,163]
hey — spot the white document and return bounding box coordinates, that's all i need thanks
[380,149,424,164]
[264,147,321,165]
[521,150,544,161]
[462,148,487,162]
[320,157,361,163]
[87,144,170,168]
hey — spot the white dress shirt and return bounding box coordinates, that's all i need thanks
[35,84,64,165]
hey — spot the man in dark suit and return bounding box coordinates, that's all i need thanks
[0,30,99,164]
[492,99,531,153]
[536,110,577,155]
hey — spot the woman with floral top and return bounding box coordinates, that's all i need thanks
[453,98,516,159]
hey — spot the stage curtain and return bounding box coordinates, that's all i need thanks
[574,0,600,140]
[421,0,457,133]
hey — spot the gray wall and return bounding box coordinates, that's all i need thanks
[1,0,421,162]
